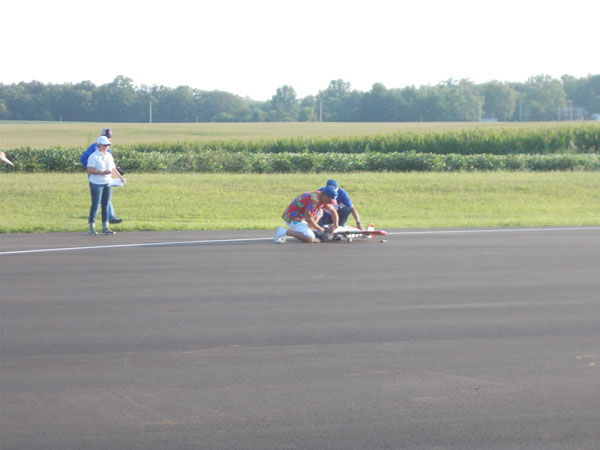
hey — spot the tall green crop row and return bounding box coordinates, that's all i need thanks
[2,125,599,173]
[123,125,600,155]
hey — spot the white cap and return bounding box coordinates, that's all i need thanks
[97,136,111,146]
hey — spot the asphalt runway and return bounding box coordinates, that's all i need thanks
[1,228,599,450]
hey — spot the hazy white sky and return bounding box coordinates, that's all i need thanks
[2,0,598,100]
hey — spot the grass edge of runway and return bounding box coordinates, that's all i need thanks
[1,172,599,233]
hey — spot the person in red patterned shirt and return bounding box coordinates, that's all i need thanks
[274,187,339,244]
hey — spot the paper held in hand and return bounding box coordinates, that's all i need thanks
[110,178,124,187]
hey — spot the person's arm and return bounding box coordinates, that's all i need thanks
[306,214,322,232]
[111,167,126,183]
[87,154,111,175]
[323,205,339,233]
[350,206,364,230]
[87,166,111,175]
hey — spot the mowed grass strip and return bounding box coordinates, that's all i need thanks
[1,172,598,233]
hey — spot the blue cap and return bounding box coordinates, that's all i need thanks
[326,179,338,188]
[321,186,338,200]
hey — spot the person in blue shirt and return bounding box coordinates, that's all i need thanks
[80,128,123,224]
[317,179,364,230]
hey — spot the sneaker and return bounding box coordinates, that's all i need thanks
[101,228,116,235]
[88,227,98,236]
[274,226,287,243]
[109,218,123,224]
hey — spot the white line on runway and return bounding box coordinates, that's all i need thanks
[1,227,599,255]
[0,237,273,255]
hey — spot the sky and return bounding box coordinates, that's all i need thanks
[2,0,599,101]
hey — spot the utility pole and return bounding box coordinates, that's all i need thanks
[319,98,323,122]
[519,100,522,122]
[149,101,153,123]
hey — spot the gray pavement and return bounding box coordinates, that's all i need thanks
[1,228,599,450]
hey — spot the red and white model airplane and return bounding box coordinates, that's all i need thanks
[320,223,387,242]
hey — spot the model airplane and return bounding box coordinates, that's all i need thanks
[319,223,387,242]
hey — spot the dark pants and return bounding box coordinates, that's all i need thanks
[88,182,112,226]
[318,206,350,227]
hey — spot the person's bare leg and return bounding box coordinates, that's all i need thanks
[286,230,317,243]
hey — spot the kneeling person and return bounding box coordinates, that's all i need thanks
[275,188,339,243]
[318,179,364,230]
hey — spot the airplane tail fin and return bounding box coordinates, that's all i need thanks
[367,223,375,238]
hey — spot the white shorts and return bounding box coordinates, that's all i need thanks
[287,221,315,239]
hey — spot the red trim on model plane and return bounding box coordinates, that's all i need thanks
[334,229,387,236]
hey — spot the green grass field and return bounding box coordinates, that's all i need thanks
[2,121,598,234]
[1,120,589,150]
[1,172,598,233]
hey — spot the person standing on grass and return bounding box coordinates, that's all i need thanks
[80,128,123,224]
[274,187,339,243]
[317,179,364,230]
[87,136,126,235]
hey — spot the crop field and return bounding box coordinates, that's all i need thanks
[0,121,515,149]
[2,121,599,174]
[2,120,598,149]
[1,121,599,233]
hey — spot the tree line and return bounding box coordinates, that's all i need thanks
[1,74,599,123]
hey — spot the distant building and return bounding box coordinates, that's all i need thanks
[559,106,586,121]
[480,113,498,122]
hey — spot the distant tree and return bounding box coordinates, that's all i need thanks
[396,86,421,121]
[584,75,600,115]
[197,90,249,122]
[298,96,317,121]
[131,85,157,122]
[249,108,267,122]
[325,79,351,99]
[436,79,483,121]
[335,90,363,121]
[150,86,196,122]
[0,74,597,122]
[0,96,7,120]
[516,75,567,121]
[360,83,399,121]
[481,81,517,121]
[414,86,445,121]
[297,107,316,122]
[0,82,50,120]
[318,79,363,121]
[269,85,299,121]
[92,76,136,121]
[562,74,600,116]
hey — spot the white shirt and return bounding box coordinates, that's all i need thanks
[87,148,115,185]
